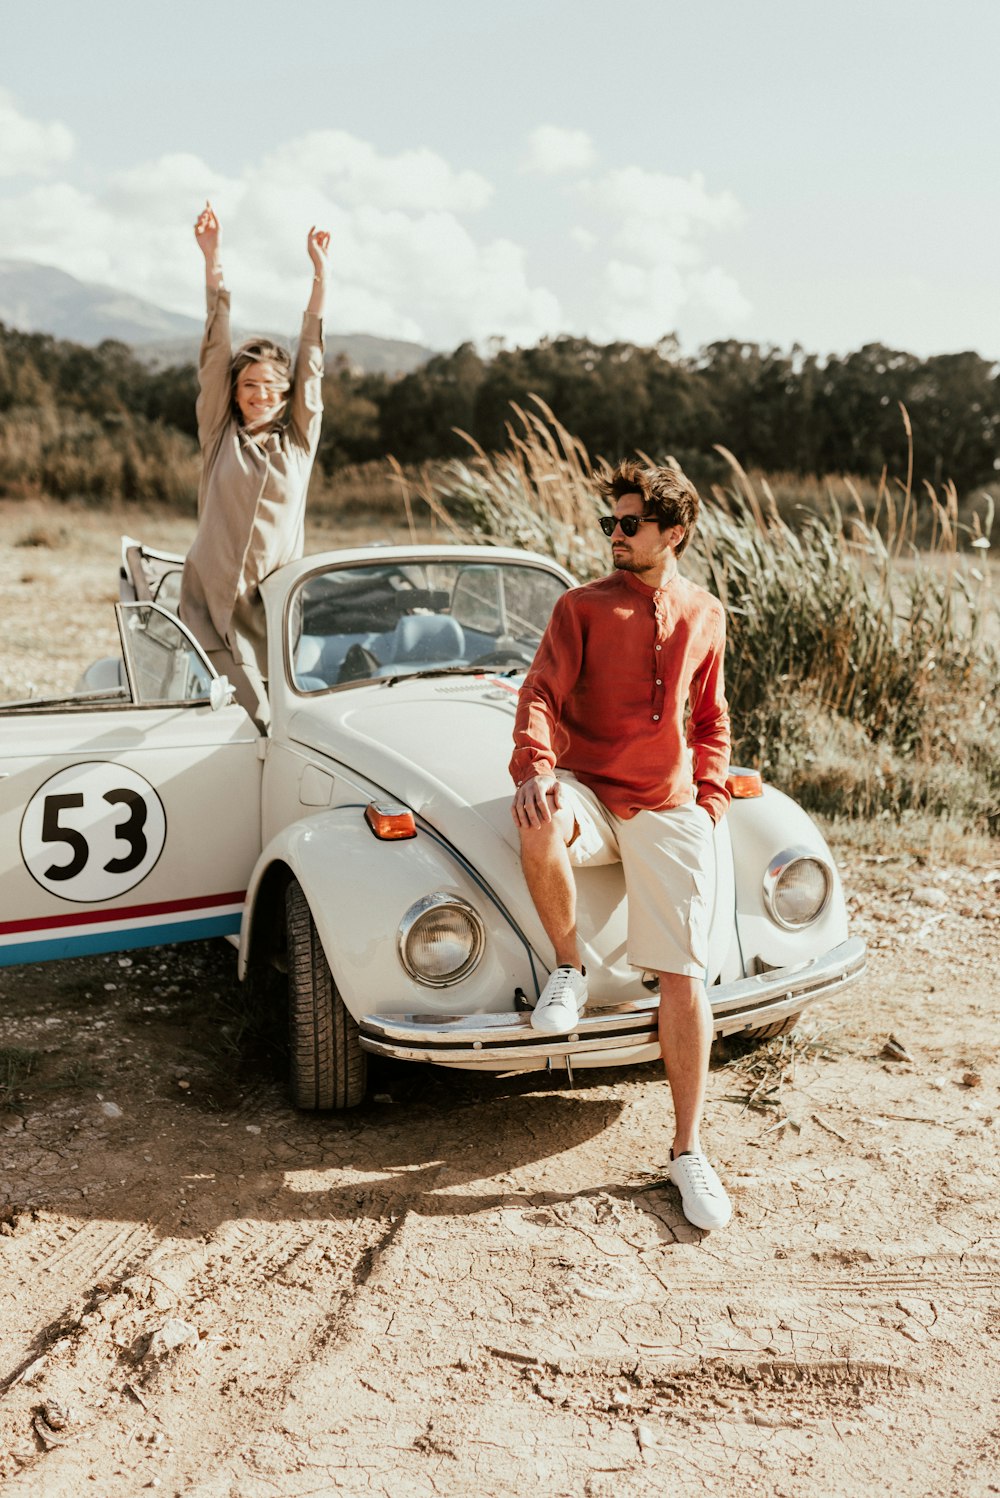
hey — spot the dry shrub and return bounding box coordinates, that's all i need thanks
[14,522,67,549]
[420,398,999,834]
[401,397,605,576]
[0,404,200,509]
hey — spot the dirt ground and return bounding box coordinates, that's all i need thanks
[1,502,998,1495]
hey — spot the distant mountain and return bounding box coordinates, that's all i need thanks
[0,259,202,344]
[136,330,435,378]
[0,260,435,377]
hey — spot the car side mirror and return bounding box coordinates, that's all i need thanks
[210,675,236,712]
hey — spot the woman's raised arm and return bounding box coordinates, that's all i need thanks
[305,226,330,318]
[287,226,329,453]
[194,201,232,451]
[195,201,225,291]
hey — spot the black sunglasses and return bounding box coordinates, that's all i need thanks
[599,514,657,538]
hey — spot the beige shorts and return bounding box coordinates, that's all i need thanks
[557,772,715,979]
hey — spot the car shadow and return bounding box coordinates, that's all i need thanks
[1,942,712,1284]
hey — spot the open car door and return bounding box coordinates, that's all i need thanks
[0,603,261,968]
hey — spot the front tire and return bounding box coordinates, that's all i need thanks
[285,879,367,1109]
[743,1013,801,1042]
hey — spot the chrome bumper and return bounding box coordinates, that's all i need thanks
[358,937,867,1065]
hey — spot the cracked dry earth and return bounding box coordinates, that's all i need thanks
[0,856,998,1497]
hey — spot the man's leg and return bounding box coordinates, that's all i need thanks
[518,804,580,968]
[660,971,730,1229]
[618,803,731,1228]
[516,780,622,1034]
[656,973,713,1157]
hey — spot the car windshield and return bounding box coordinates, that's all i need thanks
[288,558,567,692]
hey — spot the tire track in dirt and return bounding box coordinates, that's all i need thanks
[196,1192,968,1498]
[0,1186,419,1493]
[638,1260,1000,1297]
[0,1216,164,1388]
[20,1216,160,1285]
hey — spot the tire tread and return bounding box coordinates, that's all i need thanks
[286,880,366,1110]
[745,1012,802,1042]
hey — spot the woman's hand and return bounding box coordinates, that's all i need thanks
[195,202,225,290]
[195,202,221,261]
[307,226,330,277]
[306,227,330,316]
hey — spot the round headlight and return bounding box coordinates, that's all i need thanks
[763,849,833,929]
[397,894,485,987]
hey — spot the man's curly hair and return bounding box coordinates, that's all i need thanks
[595,458,701,556]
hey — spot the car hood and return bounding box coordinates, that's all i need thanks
[284,676,633,994]
[287,675,524,853]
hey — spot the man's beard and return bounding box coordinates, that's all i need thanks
[611,551,640,572]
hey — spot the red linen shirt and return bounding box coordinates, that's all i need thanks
[510,570,732,824]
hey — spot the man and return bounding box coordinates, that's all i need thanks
[509,459,732,1231]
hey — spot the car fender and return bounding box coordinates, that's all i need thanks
[727,785,848,971]
[239,806,543,1020]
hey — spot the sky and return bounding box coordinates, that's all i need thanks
[1,0,998,359]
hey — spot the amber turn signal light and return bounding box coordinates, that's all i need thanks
[726,767,763,799]
[365,802,418,840]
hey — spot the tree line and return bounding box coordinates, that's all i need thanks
[1,321,997,505]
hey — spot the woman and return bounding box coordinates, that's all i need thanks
[178,202,330,728]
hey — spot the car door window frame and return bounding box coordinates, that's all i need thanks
[117,601,223,709]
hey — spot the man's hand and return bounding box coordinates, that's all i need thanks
[511,774,564,829]
[194,201,220,261]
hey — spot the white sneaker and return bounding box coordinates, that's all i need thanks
[668,1151,733,1231]
[531,966,588,1034]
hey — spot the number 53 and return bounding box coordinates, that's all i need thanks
[42,790,149,880]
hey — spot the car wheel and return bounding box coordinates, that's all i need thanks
[285,878,367,1110]
[744,1013,802,1042]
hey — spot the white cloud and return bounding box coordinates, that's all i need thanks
[258,131,492,213]
[523,126,596,175]
[580,166,743,261]
[106,153,241,218]
[596,258,687,345]
[575,166,749,342]
[0,89,74,178]
[0,120,559,348]
[0,183,114,281]
[0,98,747,350]
[688,266,751,324]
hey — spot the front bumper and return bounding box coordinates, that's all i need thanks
[358,936,867,1066]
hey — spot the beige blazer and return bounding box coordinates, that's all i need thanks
[179,286,324,671]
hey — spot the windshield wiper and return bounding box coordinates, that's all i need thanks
[0,687,129,712]
[380,665,521,688]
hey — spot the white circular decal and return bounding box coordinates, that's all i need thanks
[20,762,167,904]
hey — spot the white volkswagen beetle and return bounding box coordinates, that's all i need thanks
[0,540,866,1109]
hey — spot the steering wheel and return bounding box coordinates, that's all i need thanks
[469,648,534,669]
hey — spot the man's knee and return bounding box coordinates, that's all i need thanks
[657,973,706,1007]
[519,810,574,859]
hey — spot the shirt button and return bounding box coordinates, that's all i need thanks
[655,645,661,651]
[655,678,662,685]
[653,714,660,721]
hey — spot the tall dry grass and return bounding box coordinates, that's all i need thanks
[405,398,999,834]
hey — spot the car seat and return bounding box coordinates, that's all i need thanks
[388,615,465,663]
